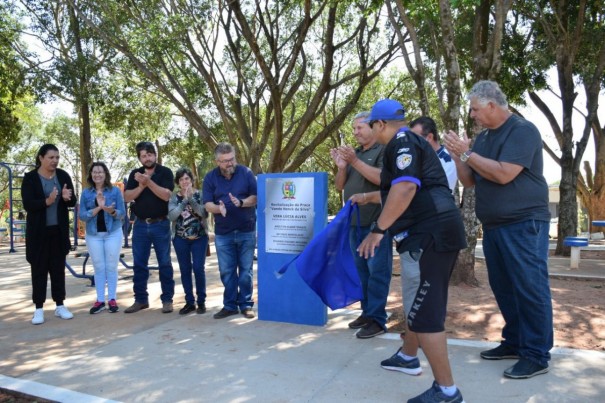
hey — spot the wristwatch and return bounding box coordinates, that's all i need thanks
[370,221,387,235]
[460,150,473,163]
[238,198,245,208]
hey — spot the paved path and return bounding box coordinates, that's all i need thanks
[0,241,604,402]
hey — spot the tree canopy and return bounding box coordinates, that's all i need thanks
[0,3,31,158]
[3,0,605,283]
[65,0,399,172]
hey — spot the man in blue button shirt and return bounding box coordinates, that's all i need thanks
[203,143,258,319]
[409,116,458,193]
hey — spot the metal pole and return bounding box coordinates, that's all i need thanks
[0,162,16,253]
[72,206,78,248]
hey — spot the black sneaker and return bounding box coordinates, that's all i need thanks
[348,315,373,329]
[213,308,238,319]
[356,320,386,339]
[179,304,196,315]
[241,308,255,319]
[89,301,106,314]
[196,303,207,314]
[503,358,549,379]
[480,343,519,360]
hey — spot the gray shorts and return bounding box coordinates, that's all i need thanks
[400,237,459,333]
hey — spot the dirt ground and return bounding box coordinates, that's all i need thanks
[0,391,49,403]
[383,254,605,352]
[1,248,603,401]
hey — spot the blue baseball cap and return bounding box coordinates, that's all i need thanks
[364,99,406,122]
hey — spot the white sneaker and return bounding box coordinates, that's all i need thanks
[32,308,45,325]
[54,305,74,320]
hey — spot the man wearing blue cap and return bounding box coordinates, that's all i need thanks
[356,99,467,403]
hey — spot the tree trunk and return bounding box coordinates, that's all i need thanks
[450,187,480,286]
[78,102,92,192]
[586,191,605,234]
[435,0,479,286]
[69,3,92,191]
[555,156,579,255]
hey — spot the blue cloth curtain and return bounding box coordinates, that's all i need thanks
[278,200,363,310]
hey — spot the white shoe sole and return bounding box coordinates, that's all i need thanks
[381,364,422,376]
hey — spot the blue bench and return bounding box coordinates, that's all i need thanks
[563,236,589,269]
[65,251,158,286]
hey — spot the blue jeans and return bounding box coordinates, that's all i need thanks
[173,235,208,306]
[86,228,122,302]
[214,230,255,311]
[349,226,393,329]
[483,219,553,367]
[132,219,174,304]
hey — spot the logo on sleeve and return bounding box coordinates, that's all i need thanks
[396,153,412,170]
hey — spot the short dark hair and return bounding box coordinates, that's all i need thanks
[174,167,194,185]
[135,141,156,158]
[409,116,440,143]
[35,144,59,168]
[214,142,235,159]
[86,162,113,189]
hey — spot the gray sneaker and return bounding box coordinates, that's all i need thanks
[124,302,149,314]
[162,302,173,313]
[407,381,465,403]
[380,348,422,375]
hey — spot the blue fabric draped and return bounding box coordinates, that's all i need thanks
[277,200,363,310]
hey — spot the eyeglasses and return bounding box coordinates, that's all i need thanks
[218,157,235,164]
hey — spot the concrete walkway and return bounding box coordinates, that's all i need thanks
[0,241,604,402]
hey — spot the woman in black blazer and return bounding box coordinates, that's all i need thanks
[21,144,77,325]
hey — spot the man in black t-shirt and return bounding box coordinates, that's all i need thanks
[357,99,466,403]
[124,141,175,314]
[444,80,552,380]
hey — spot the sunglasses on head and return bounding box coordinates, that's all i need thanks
[368,120,385,129]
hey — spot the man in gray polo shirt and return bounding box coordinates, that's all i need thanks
[330,111,393,339]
